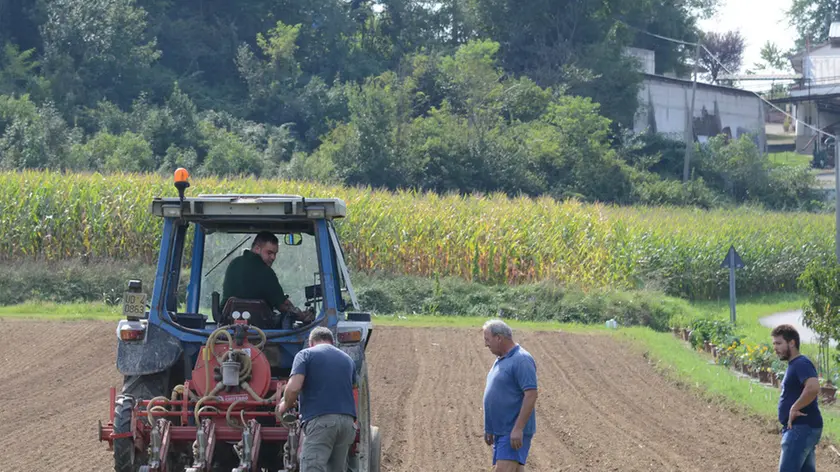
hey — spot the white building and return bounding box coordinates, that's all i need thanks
[628,49,766,148]
[781,21,840,153]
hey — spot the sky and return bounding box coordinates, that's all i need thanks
[698,0,798,74]
[693,0,800,91]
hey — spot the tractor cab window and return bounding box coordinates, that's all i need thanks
[197,231,321,323]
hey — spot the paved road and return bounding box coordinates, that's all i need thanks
[758,309,836,346]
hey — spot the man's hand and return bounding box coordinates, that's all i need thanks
[509,427,524,450]
[788,408,808,429]
[484,433,494,446]
[276,399,288,418]
[298,307,316,323]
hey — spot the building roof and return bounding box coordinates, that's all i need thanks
[717,73,801,81]
[641,73,758,98]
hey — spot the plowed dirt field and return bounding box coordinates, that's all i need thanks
[2,320,839,471]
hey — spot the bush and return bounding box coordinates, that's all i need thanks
[687,318,740,350]
[619,132,821,212]
[0,260,696,331]
[696,135,819,211]
[628,169,726,209]
[354,272,693,331]
[617,131,686,178]
[0,259,173,305]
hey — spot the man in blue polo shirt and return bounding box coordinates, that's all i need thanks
[482,319,538,472]
[772,323,823,472]
[278,327,357,472]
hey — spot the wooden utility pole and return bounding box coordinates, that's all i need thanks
[683,39,702,182]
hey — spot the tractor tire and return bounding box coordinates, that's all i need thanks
[370,426,381,472]
[121,372,168,399]
[113,395,146,472]
[114,373,169,472]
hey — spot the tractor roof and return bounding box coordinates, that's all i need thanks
[150,194,346,232]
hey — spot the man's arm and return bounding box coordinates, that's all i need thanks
[282,374,305,407]
[262,267,314,320]
[262,267,290,311]
[278,351,307,416]
[514,389,538,432]
[787,361,821,428]
[791,377,820,413]
[509,356,538,449]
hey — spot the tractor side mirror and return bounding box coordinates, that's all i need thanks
[284,233,303,246]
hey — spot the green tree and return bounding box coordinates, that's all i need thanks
[798,259,840,382]
[753,41,791,72]
[463,0,709,126]
[40,0,160,112]
[70,130,155,172]
[0,94,77,169]
[237,21,303,121]
[539,95,632,201]
[199,123,266,177]
[319,70,420,188]
[787,0,840,47]
[0,43,48,98]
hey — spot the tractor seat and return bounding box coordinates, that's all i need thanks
[220,297,275,328]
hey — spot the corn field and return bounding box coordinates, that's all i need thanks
[0,170,831,299]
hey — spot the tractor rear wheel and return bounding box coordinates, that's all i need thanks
[121,372,168,399]
[114,373,169,472]
[113,395,146,472]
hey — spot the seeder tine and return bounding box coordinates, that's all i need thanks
[141,419,171,472]
[231,420,262,472]
[188,419,216,472]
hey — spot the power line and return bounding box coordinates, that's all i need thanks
[616,18,832,139]
[699,43,832,139]
[619,20,700,48]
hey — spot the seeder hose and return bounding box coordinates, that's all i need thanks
[226,399,248,429]
[187,324,274,428]
[207,326,234,395]
[171,385,184,402]
[194,383,224,425]
[137,325,272,431]
[147,396,171,426]
[171,384,199,402]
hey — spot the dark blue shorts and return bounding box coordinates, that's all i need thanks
[492,434,533,465]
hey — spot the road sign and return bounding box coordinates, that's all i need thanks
[720,246,744,324]
[720,245,744,269]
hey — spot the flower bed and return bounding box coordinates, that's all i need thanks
[671,320,785,388]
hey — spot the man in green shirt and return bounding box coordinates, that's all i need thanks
[221,231,314,328]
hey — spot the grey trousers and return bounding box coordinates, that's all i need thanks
[301,414,357,472]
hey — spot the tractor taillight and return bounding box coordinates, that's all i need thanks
[117,320,147,342]
[120,329,145,341]
[337,329,362,344]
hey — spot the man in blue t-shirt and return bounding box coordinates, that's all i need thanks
[772,323,823,472]
[277,327,357,472]
[482,319,538,472]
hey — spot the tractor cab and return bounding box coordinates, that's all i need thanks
[99,169,380,472]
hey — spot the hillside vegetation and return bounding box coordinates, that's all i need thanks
[0,0,822,210]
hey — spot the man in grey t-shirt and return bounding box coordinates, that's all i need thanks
[278,326,357,472]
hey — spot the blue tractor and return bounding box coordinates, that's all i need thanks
[98,169,380,472]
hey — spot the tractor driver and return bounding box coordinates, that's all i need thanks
[221,231,315,329]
